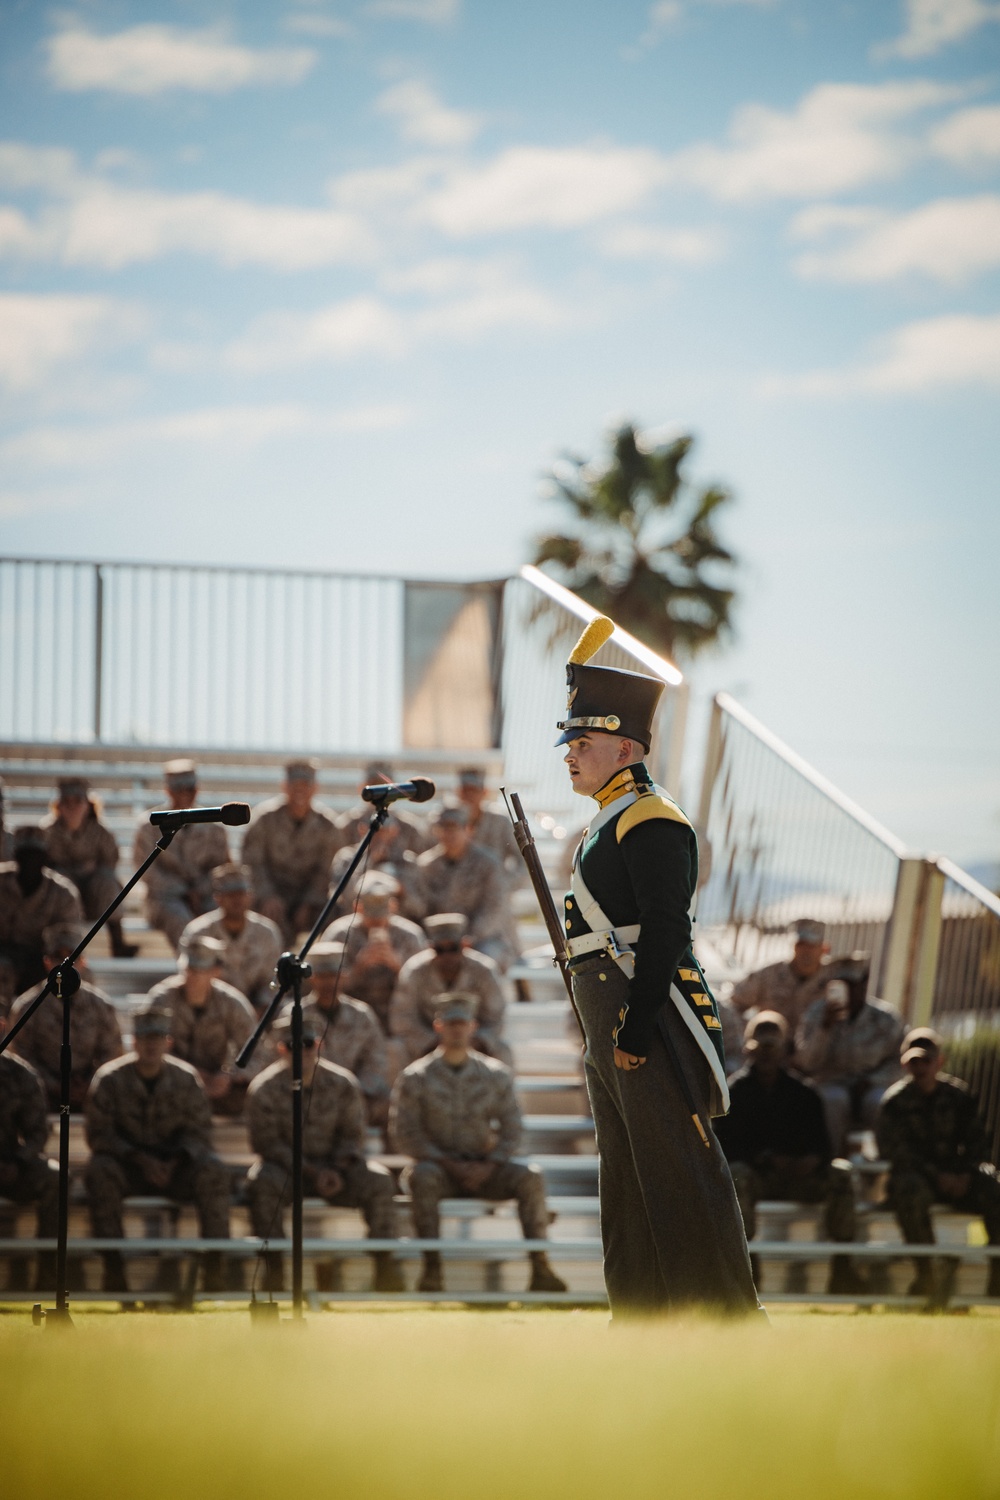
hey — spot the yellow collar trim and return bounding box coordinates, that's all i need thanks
[593,767,640,809]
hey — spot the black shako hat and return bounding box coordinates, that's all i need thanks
[555,616,663,753]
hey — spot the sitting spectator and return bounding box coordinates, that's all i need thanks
[0,826,82,1012]
[0,1009,58,1292]
[300,942,391,1128]
[0,775,12,861]
[242,759,339,943]
[246,1010,404,1293]
[714,1011,858,1293]
[333,761,435,859]
[796,953,903,1155]
[145,935,257,1115]
[323,872,426,1033]
[391,914,511,1068]
[180,863,282,1011]
[329,815,427,925]
[9,923,122,1110]
[85,1002,233,1294]
[42,777,136,958]
[390,993,567,1295]
[134,760,229,951]
[456,767,523,886]
[876,1028,1000,1300]
[416,802,516,971]
[716,987,745,1076]
[731,918,830,1033]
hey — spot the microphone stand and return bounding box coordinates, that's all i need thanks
[0,828,180,1328]
[237,801,390,1320]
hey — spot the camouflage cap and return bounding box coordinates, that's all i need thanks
[745,1009,788,1041]
[901,1026,942,1064]
[178,934,226,971]
[273,1009,323,1043]
[357,870,400,899]
[828,951,870,985]
[13,825,47,851]
[433,992,478,1022]
[57,777,89,799]
[163,758,197,787]
[425,913,468,945]
[211,861,252,894]
[42,922,86,957]
[364,760,395,784]
[791,918,826,945]
[309,942,346,976]
[133,1003,173,1037]
[457,766,486,788]
[434,799,470,828]
[285,758,318,782]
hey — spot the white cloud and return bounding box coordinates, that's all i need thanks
[930,106,1000,164]
[597,222,722,262]
[285,13,353,38]
[877,0,1000,59]
[365,0,460,21]
[635,0,776,51]
[45,22,316,95]
[1,402,411,470]
[376,80,480,147]
[0,144,374,270]
[792,195,1000,283]
[766,314,1000,395]
[666,80,962,201]
[223,262,564,370]
[0,293,143,391]
[419,145,669,235]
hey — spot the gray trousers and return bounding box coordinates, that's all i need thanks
[573,956,760,1317]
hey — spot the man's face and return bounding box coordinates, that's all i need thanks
[183,966,218,1007]
[458,783,486,812]
[57,794,89,832]
[217,889,251,923]
[432,943,464,981]
[434,1016,476,1049]
[279,1036,321,1078]
[563,734,637,798]
[435,822,471,859]
[792,940,825,978]
[135,1033,170,1071]
[311,973,340,1009]
[284,777,315,818]
[747,1024,785,1068]
[906,1051,942,1093]
[167,782,198,810]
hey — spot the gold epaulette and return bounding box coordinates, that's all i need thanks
[616,794,692,841]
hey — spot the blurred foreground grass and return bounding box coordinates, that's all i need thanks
[2,1308,999,1500]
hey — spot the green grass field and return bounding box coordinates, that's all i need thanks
[2,1308,999,1500]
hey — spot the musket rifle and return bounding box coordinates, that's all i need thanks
[502,788,584,1042]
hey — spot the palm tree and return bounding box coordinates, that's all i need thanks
[530,424,738,662]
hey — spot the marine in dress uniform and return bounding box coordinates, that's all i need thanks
[556,617,760,1316]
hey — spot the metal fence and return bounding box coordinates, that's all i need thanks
[931,861,1000,1161]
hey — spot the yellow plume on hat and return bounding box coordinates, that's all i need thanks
[568,615,614,665]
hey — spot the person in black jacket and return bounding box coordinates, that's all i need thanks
[558,616,760,1318]
[715,1011,858,1292]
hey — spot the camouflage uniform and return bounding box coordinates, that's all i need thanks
[731,960,828,1033]
[390,1048,549,1239]
[179,908,283,1009]
[0,864,83,1009]
[144,972,258,1088]
[876,1073,1000,1293]
[41,807,121,920]
[134,820,230,950]
[416,842,515,970]
[796,998,904,1154]
[333,804,434,860]
[9,976,122,1110]
[84,1054,231,1239]
[322,913,426,1033]
[329,842,427,925]
[391,947,511,1068]
[242,796,339,940]
[246,1058,396,1237]
[0,1051,58,1288]
[469,804,524,886]
[301,997,390,1121]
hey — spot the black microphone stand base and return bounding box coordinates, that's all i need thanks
[34,1305,74,1329]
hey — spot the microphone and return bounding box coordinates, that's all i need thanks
[149,803,251,829]
[361,778,435,807]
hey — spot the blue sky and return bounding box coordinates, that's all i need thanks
[1,0,998,865]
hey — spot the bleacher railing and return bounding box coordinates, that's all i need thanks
[698,692,1000,1156]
